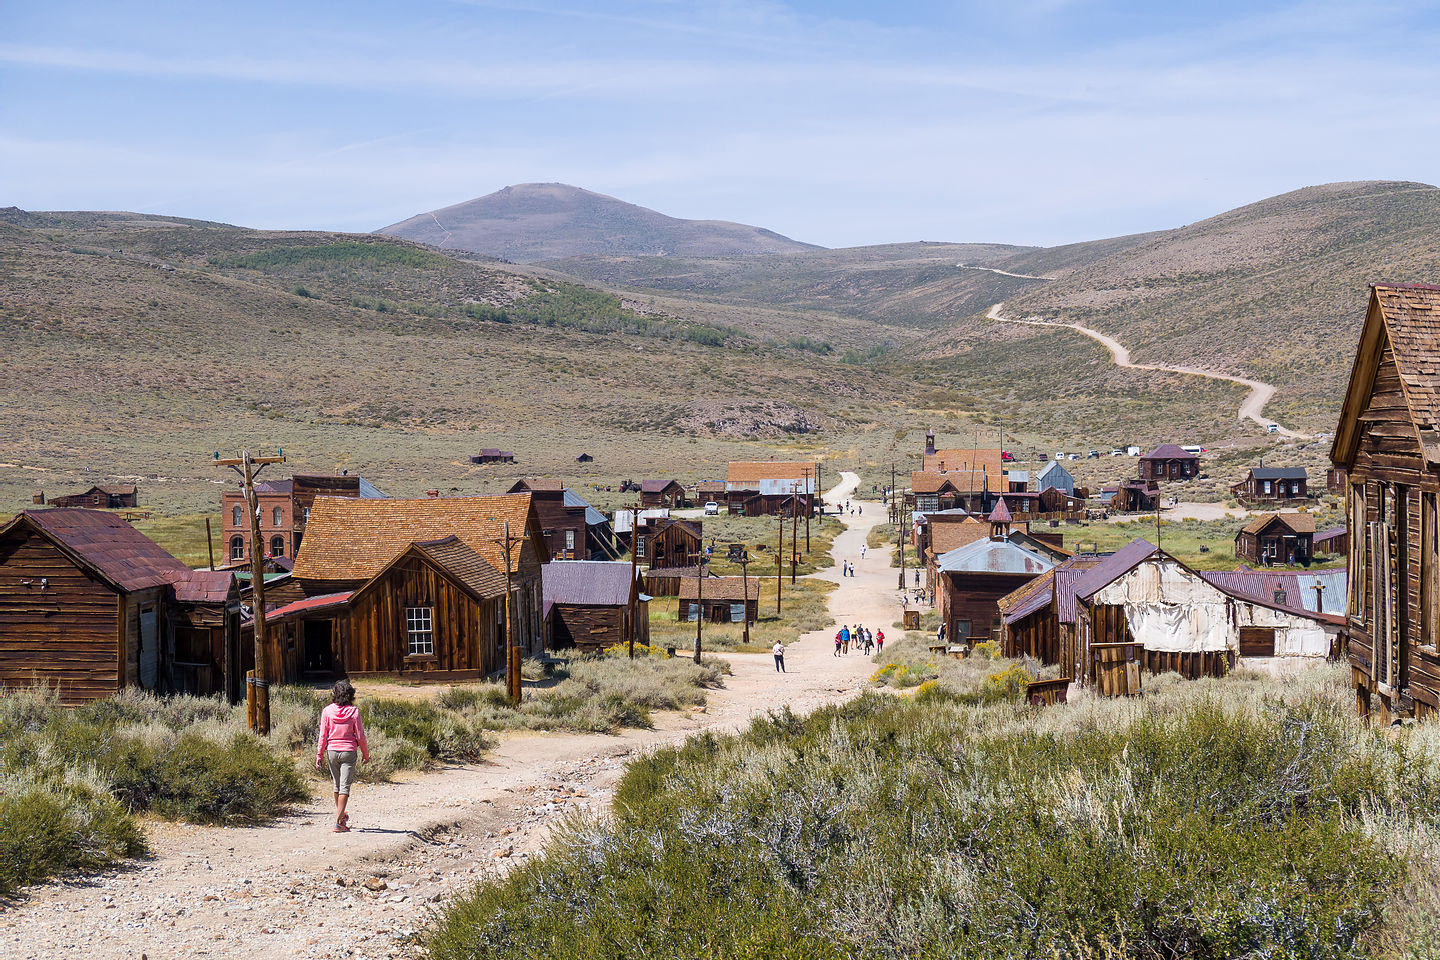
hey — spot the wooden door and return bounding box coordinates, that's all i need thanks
[1239,627,1276,657]
[1092,642,1141,697]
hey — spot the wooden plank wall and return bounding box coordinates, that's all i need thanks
[0,530,122,703]
[550,604,623,652]
[347,557,498,677]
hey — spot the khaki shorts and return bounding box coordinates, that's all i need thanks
[327,749,358,795]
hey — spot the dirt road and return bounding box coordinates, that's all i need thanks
[956,263,1052,281]
[2,474,910,960]
[986,302,1306,439]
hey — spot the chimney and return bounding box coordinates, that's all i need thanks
[925,430,936,456]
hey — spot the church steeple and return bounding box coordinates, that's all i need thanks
[988,499,1013,539]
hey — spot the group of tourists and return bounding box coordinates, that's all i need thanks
[834,623,882,656]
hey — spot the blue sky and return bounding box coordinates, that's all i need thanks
[3,0,1439,247]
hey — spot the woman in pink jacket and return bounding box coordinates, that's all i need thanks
[316,679,369,832]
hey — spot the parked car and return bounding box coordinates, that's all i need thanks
[1110,449,1124,456]
[1001,451,1016,462]
[1266,424,1280,434]
[704,501,720,516]
[1068,453,1081,460]
[1087,450,1100,458]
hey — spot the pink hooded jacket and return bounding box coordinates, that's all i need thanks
[317,703,369,764]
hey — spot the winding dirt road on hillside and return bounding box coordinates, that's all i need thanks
[986,302,1306,439]
[956,263,1053,281]
[2,474,915,960]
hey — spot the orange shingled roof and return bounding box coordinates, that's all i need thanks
[292,494,538,582]
[928,519,993,554]
[726,461,818,485]
[923,448,1005,483]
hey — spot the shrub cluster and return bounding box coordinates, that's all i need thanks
[429,667,1439,959]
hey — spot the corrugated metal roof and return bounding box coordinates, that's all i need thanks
[1200,569,1347,618]
[935,536,1056,576]
[726,461,817,486]
[1314,526,1346,544]
[640,479,683,493]
[561,488,608,527]
[614,508,671,534]
[11,509,193,593]
[542,560,636,616]
[1007,470,1029,483]
[264,591,354,622]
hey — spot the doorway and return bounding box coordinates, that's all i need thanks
[303,620,335,674]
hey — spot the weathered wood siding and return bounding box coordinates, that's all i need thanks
[941,572,1037,645]
[347,556,500,677]
[0,529,123,703]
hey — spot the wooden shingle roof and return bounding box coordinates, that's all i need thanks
[928,519,990,555]
[292,495,537,581]
[411,536,508,598]
[923,448,1005,485]
[679,576,760,602]
[1238,512,1316,537]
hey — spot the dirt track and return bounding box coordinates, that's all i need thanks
[2,473,912,960]
[986,302,1306,439]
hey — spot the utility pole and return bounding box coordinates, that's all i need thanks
[214,449,286,733]
[804,467,812,551]
[890,462,897,523]
[790,481,799,585]
[627,499,640,660]
[204,517,216,572]
[693,547,708,665]
[489,521,528,705]
[776,507,784,616]
[739,551,751,648]
[898,494,908,591]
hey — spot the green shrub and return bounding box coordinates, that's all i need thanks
[0,773,145,895]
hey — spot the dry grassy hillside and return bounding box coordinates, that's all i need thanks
[0,210,920,516]
[377,183,820,262]
[978,180,1440,431]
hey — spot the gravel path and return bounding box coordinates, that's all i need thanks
[2,473,910,960]
[986,302,1307,439]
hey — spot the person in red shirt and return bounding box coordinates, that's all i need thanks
[316,679,369,832]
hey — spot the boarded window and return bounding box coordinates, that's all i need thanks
[1239,627,1276,657]
[405,607,434,657]
[1424,493,1438,648]
[729,602,745,622]
[1349,483,1365,621]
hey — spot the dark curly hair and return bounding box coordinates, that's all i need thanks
[330,679,356,706]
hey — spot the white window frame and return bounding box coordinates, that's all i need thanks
[273,506,284,527]
[406,606,435,657]
[233,504,243,527]
[230,536,245,560]
[565,529,576,552]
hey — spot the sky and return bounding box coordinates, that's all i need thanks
[3,0,1440,248]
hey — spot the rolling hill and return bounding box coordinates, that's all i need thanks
[376,183,822,262]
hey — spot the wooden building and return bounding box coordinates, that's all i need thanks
[724,461,818,517]
[0,509,237,703]
[575,453,594,463]
[1231,466,1308,504]
[1038,485,1084,516]
[543,561,648,653]
[470,449,516,465]
[644,565,701,597]
[47,484,140,509]
[1234,512,1315,565]
[1138,444,1199,482]
[1327,467,1348,495]
[221,474,384,567]
[278,494,550,683]
[507,480,617,560]
[913,508,977,554]
[999,554,1104,672]
[932,504,1067,646]
[1036,460,1076,496]
[1072,539,1339,688]
[640,479,689,509]
[696,481,725,505]
[1330,282,1440,722]
[1314,526,1348,556]
[647,518,703,568]
[679,575,759,623]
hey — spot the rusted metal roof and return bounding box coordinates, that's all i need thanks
[543,560,636,617]
[987,500,1013,523]
[174,570,237,604]
[1199,569,1346,622]
[935,536,1056,576]
[1313,526,1346,544]
[640,479,684,494]
[1141,444,1196,461]
[9,509,192,593]
[263,591,354,622]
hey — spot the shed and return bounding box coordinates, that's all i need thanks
[0,509,235,703]
[678,575,759,624]
[543,561,648,653]
[1313,526,1347,556]
[1036,460,1076,496]
[645,565,702,597]
[575,453,594,463]
[471,449,516,464]
[639,479,689,509]
[49,484,140,509]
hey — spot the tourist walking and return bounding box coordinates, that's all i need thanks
[875,629,885,653]
[860,544,867,560]
[834,631,842,657]
[863,629,874,655]
[840,624,851,654]
[316,679,369,833]
[773,640,786,673]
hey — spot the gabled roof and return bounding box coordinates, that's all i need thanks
[1248,467,1307,481]
[911,471,961,495]
[3,509,192,593]
[651,517,702,540]
[509,478,565,493]
[254,479,294,494]
[726,461,817,485]
[97,484,137,496]
[1199,569,1346,623]
[679,575,760,601]
[987,499,1013,523]
[1238,512,1316,537]
[640,479,684,494]
[1332,284,1440,467]
[1313,526,1347,544]
[561,488,608,527]
[998,554,1105,625]
[291,495,538,581]
[1037,460,1072,481]
[923,448,1005,484]
[1072,538,1159,601]
[935,535,1057,576]
[543,560,637,616]
[1141,444,1197,460]
[410,537,508,598]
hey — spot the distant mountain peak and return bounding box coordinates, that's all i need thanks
[376,184,822,262]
